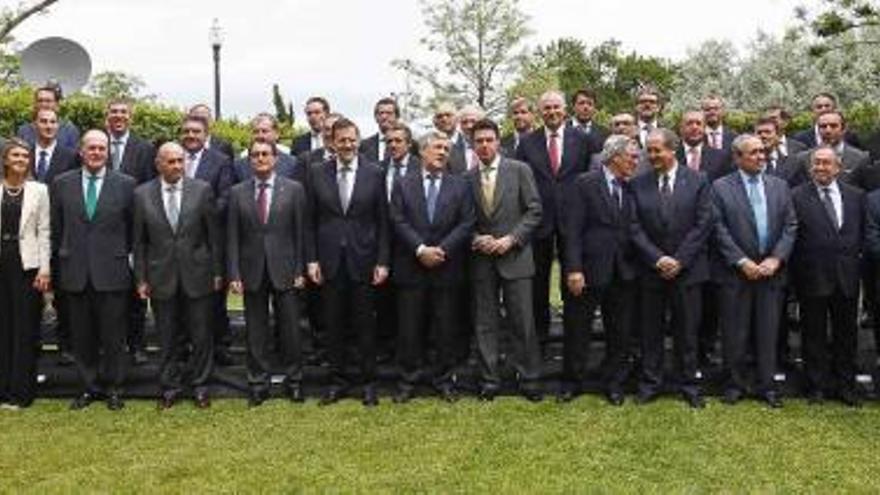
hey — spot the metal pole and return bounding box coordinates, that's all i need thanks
[212,43,221,121]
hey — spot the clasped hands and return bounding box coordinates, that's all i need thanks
[739,257,781,281]
[472,235,516,256]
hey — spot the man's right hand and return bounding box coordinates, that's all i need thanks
[417,246,446,268]
[740,260,762,281]
[307,262,323,285]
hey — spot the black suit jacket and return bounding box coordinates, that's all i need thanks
[50,168,136,292]
[791,181,864,298]
[567,119,608,153]
[358,133,382,162]
[227,176,307,291]
[630,165,713,286]
[110,133,157,185]
[305,156,390,283]
[676,144,733,183]
[133,178,223,299]
[291,132,315,157]
[447,134,469,174]
[703,127,737,155]
[792,127,862,149]
[515,126,592,239]
[564,169,637,286]
[192,148,235,211]
[863,189,880,262]
[390,171,475,286]
[30,144,78,185]
[207,135,235,162]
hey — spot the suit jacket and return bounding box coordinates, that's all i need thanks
[788,144,870,188]
[676,144,733,183]
[515,126,592,239]
[305,156,390,283]
[782,137,808,157]
[863,189,880,262]
[792,127,862,150]
[360,133,422,163]
[227,176,307,291]
[567,119,608,153]
[380,154,421,202]
[563,169,637,286]
[109,133,157,185]
[791,181,863,299]
[50,168,136,292]
[447,135,469,175]
[467,157,542,281]
[766,152,805,188]
[390,171,475,286]
[133,178,222,300]
[711,171,797,287]
[17,121,80,151]
[191,148,235,211]
[291,132,316,157]
[0,180,50,274]
[302,147,334,166]
[29,144,78,185]
[703,127,737,155]
[234,152,304,185]
[630,165,713,286]
[207,135,235,162]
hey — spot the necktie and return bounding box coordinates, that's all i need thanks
[166,185,180,231]
[85,174,99,221]
[548,132,560,175]
[611,178,622,210]
[481,166,496,212]
[111,140,123,170]
[659,173,672,223]
[394,161,405,178]
[257,182,269,224]
[687,147,700,171]
[821,186,840,230]
[709,132,719,149]
[426,173,439,223]
[37,150,48,181]
[339,165,352,213]
[186,153,197,178]
[747,175,768,253]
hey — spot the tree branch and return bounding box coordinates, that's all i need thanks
[0,0,60,43]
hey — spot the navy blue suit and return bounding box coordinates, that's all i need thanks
[17,121,80,150]
[30,144,78,185]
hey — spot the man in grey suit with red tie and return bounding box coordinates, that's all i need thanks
[630,128,713,408]
[389,131,475,403]
[133,142,223,409]
[712,135,797,408]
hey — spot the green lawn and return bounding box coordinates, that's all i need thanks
[0,397,877,492]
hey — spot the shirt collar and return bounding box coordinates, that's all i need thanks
[84,166,107,179]
[481,155,501,172]
[255,172,276,188]
[36,140,57,157]
[815,179,840,194]
[738,168,763,184]
[544,125,564,139]
[109,130,130,145]
[337,156,358,172]
[602,166,617,184]
[161,177,182,190]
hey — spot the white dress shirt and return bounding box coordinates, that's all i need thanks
[816,180,843,228]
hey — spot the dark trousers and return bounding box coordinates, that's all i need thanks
[322,264,377,388]
[396,284,458,391]
[244,277,303,392]
[153,289,213,394]
[639,281,701,396]
[565,278,636,394]
[719,280,783,395]
[800,291,859,394]
[128,294,146,352]
[698,282,719,363]
[376,282,398,358]
[474,272,541,391]
[533,234,569,344]
[213,292,231,351]
[67,284,128,395]
[0,249,40,407]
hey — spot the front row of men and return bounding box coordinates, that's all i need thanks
[30,118,873,411]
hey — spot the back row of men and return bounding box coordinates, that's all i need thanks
[2,84,878,412]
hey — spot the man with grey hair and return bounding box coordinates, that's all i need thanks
[562,135,640,405]
[516,89,595,355]
[712,134,797,408]
[389,130,475,403]
[502,97,535,157]
[450,104,485,173]
[630,128,712,408]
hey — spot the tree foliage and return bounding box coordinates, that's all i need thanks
[0,0,61,86]
[795,0,880,55]
[86,71,154,102]
[271,83,293,125]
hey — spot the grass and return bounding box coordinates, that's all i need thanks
[0,397,877,492]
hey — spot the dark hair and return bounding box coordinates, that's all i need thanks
[384,122,412,142]
[181,115,209,131]
[817,109,847,127]
[754,116,779,132]
[374,97,400,118]
[249,139,278,156]
[762,104,791,122]
[471,118,500,139]
[306,96,330,113]
[571,87,598,106]
[331,117,359,139]
[251,112,279,130]
[811,92,838,107]
[35,83,62,102]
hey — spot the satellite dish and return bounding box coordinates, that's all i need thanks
[20,37,92,96]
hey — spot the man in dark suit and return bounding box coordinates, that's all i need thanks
[701,95,737,156]
[792,146,864,407]
[17,84,80,150]
[712,134,797,408]
[635,86,663,148]
[306,118,390,407]
[515,90,595,352]
[233,113,302,184]
[51,130,136,411]
[292,96,330,157]
[228,140,308,406]
[630,128,713,408]
[302,113,341,166]
[756,117,804,187]
[789,111,871,189]
[188,103,235,161]
[501,97,536,157]
[568,88,609,150]
[791,93,862,149]
[133,142,223,409]
[389,131,475,402]
[359,97,400,162]
[469,118,543,401]
[762,105,808,158]
[563,135,640,405]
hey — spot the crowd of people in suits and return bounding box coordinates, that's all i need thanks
[0,82,879,412]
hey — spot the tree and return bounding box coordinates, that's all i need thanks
[666,39,739,112]
[0,0,61,86]
[271,83,293,125]
[795,0,880,55]
[86,71,153,101]
[393,0,531,116]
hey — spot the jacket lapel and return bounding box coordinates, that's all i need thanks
[17,182,35,237]
[324,161,343,214]
[150,179,173,234]
[731,175,759,248]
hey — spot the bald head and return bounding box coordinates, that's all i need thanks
[156,142,186,184]
[80,130,109,173]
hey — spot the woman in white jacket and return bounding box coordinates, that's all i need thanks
[0,137,51,409]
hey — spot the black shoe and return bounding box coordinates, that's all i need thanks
[106,393,125,411]
[556,387,577,403]
[722,388,743,405]
[70,392,98,410]
[247,390,267,408]
[478,387,496,402]
[806,389,825,405]
[838,389,863,408]
[286,385,305,403]
[523,390,543,403]
[319,388,341,406]
[57,350,76,367]
[392,387,413,404]
[362,386,378,407]
[683,392,705,409]
[763,391,783,409]
[636,389,659,405]
[131,350,149,365]
[606,390,625,406]
[194,391,211,409]
[438,385,459,403]
[158,391,177,410]
[214,349,236,367]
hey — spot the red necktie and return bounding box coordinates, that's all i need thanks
[257,182,269,224]
[688,147,701,171]
[548,132,560,175]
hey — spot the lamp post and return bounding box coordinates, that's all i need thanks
[210,18,223,121]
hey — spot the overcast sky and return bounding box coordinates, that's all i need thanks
[11,0,812,131]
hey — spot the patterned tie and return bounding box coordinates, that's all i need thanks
[257,181,269,224]
[548,132,560,175]
[37,150,48,181]
[426,173,440,223]
[111,140,123,170]
[85,174,99,221]
[821,186,840,230]
[339,165,352,213]
[747,175,768,253]
[166,185,180,232]
[481,165,496,212]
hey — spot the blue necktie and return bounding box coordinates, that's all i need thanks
[36,150,48,181]
[747,175,768,254]
[426,173,439,223]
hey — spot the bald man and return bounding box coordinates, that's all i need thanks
[133,142,223,409]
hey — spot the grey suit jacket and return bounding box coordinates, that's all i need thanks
[50,168,136,292]
[467,157,542,281]
[789,144,870,186]
[227,175,306,291]
[711,171,797,287]
[133,178,223,300]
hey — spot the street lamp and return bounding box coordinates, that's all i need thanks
[209,18,223,121]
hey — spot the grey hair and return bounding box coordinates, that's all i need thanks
[808,144,842,168]
[601,135,635,165]
[646,128,679,151]
[539,90,566,109]
[731,133,759,156]
[419,130,451,151]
